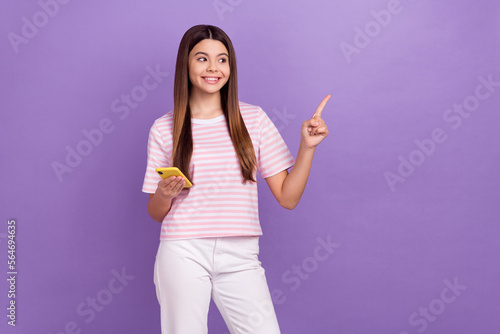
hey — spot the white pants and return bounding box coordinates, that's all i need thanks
[153,236,281,334]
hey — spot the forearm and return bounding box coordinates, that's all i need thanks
[280,141,316,209]
[147,193,173,223]
[267,94,330,210]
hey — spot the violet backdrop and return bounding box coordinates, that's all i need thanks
[1,0,499,333]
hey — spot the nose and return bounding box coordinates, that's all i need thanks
[207,60,218,72]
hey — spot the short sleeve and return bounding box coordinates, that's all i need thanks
[142,122,171,193]
[257,107,295,178]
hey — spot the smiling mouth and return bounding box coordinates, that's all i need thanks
[202,77,221,84]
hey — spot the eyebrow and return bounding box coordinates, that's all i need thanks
[193,51,229,58]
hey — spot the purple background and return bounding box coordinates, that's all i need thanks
[1,0,500,333]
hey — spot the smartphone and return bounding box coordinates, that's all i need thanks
[155,167,193,188]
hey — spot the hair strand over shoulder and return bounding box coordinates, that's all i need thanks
[172,25,257,184]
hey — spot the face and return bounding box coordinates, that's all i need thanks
[188,39,230,96]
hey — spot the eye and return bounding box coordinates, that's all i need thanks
[219,58,228,63]
[197,57,207,62]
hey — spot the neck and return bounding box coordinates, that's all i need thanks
[189,89,224,119]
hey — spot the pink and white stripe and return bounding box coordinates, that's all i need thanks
[142,102,295,240]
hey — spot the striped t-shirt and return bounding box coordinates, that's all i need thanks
[142,101,295,240]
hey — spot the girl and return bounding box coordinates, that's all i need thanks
[142,24,330,334]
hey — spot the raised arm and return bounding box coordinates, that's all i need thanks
[265,95,331,209]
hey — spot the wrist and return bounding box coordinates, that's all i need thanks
[155,189,174,202]
[299,140,317,152]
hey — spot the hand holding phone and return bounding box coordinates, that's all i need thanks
[155,167,193,188]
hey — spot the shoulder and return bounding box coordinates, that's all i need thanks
[150,111,174,134]
[238,101,267,122]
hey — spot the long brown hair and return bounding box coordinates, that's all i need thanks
[172,25,257,184]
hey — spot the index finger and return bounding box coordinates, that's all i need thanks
[313,94,331,118]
